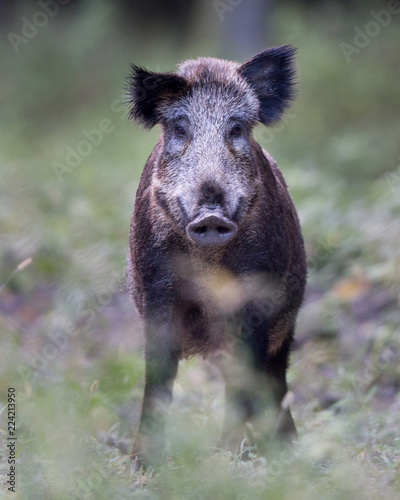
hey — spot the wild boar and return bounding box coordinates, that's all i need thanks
[126,45,307,467]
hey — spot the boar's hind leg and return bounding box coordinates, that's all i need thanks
[132,319,180,468]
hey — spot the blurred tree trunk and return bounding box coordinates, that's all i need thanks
[0,0,16,26]
[119,0,197,44]
[218,0,274,60]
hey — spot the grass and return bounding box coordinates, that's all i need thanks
[0,1,399,498]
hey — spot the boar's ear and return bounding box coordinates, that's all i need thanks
[127,65,188,128]
[238,45,297,126]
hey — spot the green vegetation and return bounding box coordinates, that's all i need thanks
[1,1,399,498]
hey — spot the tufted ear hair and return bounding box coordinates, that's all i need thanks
[238,45,297,126]
[127,65,189,128]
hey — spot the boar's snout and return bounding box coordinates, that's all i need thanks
[186,213,237,246]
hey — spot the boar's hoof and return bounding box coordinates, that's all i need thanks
[186,214,237,246]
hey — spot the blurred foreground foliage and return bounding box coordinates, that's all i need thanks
[0,1,399,498]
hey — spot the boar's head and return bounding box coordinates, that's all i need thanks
[127,46,296,248]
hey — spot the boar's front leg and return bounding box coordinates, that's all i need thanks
[132,312,180,469]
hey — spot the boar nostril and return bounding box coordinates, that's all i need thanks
[193,226,207,235]
[186,214,237,246]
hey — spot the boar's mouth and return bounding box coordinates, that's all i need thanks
[186,212,237,246]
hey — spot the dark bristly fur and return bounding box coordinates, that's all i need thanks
[126,46,307,468]
[238,45,297,125]
[127,65,189,128]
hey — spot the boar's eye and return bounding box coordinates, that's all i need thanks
[229,125,242,138]
[174,125,187,137]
